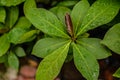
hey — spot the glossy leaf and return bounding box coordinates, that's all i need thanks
[8,51,19,70]
[36,42,70,80]
[77,0,119,36]
[101,23,120,54]
[25,8,69,38]
[0,0,25,6]
[50,6,71,25]
[24,0,69,38]
[14,16,31,29]
[77,38,111,59]
[0,34,10,57]
[5,6,19,28]
[113,68,120,78]
[32,38,70,58]
[14,47,26,57]
[0,7,6,23]
[73,43,99,80]
[71,0,90,35]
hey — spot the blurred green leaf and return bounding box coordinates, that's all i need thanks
[0,0,25,6]
[8,27,27,44]
[57,1,78,7]
[8,27,37,44]
[0,54,7,63]
[5,6,19,28]
[8,51,19,70]
[113,68,120,78]
[14,16,31,29]
[18,30,37,43]
[14,47,26,57]
[101,23,120,54]
[0,7,6,23]
[0,34,10,57]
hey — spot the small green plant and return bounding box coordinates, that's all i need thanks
[0,0,120,80]
[24,0,119,80]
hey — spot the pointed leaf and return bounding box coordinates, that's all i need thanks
[8,51,19,70]
[0,7,6,23]
[0,34,10,57]
[50,6,71,25]
[73,43,99,80]
[77,38,111,59]
[113,68,120,78]
[32,38,70,58]
[101,23,120,54]
[24,0,69,38]
[77,0,120,36]
[0,0,25,6]
[5,6,19,28]
[71,0,90,35]
[14,47,26,57]
[14,16,31,29]
[36,41,70,80]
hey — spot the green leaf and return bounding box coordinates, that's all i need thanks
[0,0,25,6]
[71,0,90,35]
[0,7,6,23]
[24,0,69,38]
[77,38,111,59]
[24,0,36,11]
[18,30,37,43]
[8,27,27,44]
[73,43,99,80]
[101,23,120,54]
[0,54,7,63]
[24,8,69,38]
[113,68,120,78]
[8,27,37,44]
[50,6,71,25]
[5,6,19,28]
[57,1,78,7]
[77,0,120,36]
[14,47,26,57]
[0,34,10,57]
[8,51,19,70]
[32,38,70,58]
[14,16,31,29]
[36,41,70,80]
